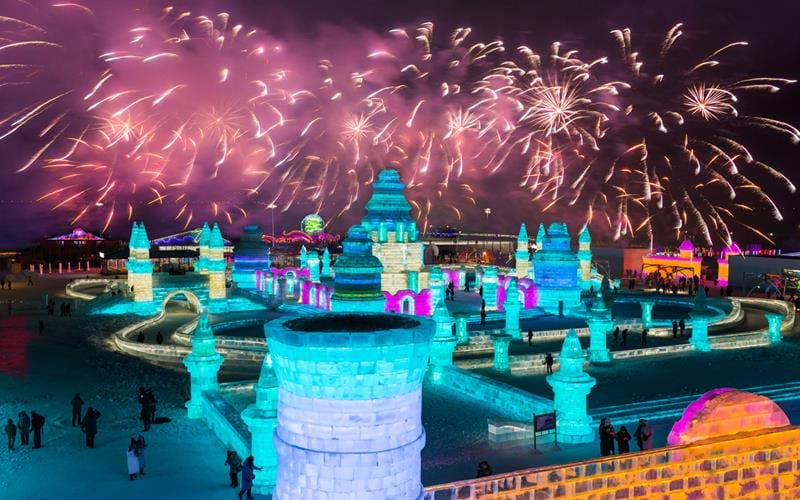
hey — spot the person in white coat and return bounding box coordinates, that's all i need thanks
[127,444,140,480]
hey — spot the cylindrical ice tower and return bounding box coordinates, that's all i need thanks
[268,313,433,499]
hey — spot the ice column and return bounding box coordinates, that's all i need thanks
[491,333,512,372]
[689,287,713,352]
[182,310,223,419]
[586,291,613,364]
[428,266,446,307]
[546,329,595,443]
[268,314,433,499]
[483,266,498,310]
[453,312,470,345]
[765,312,785,343]
[127,222,153,308]
[321,247,332,278]
[429,300,456,382]
[640,300,655,329]
[504,277,522,339]
[515,223,531,278]
[241,354,279,495]
[307,250,320,283]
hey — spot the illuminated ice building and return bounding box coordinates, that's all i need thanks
[361,169,428,293]
[532,222,581,314]
[330,225,386,313]
[231,224,271,290]
[127,222,154,311]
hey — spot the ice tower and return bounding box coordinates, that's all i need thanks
[196,222,211,274]
[532,223,581,314]
[241,354,279,495]
[207,223,227,304]
[547,329,596,443]
[361,169,427,293]
[127,222,153,305]
[268,313,434,499]
[330,225,386,313]
[515,223,531,278]
[182,310,223,419]
[429,299,456,378]
[231,224,270,290]
[306,249,320,283]
[577,225,593,290]
[321,247,332,278]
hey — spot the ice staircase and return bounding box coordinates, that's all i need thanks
[590,380,800,425]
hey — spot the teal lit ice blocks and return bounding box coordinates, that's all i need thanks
[547,329,596,444]
[267,313,433,499]
[765,312,785,343]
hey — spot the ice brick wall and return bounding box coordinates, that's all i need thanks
[267,314,434,499]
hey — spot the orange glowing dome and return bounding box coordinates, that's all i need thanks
[667,388,790,446]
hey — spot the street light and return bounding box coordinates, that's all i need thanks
[483,208,492,255]
[267,203,277,247]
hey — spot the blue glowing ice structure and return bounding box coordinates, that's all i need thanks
[765,312,785,343]
[458,264,467,289]
[504,277,522,339]
[547,329,595,443]
[330,225,385,313]
[577,226,593,290]
[474,265,483,289]
[453,312,470,345]
[182,310,223,419]
[491,333,512,372]
[515,223,531,278]
[241,354,279,495]
[307,250,320,283]
[689,287,713,352]
[483,266,498,310]
[640,300,655,329]
[586,291,613,365]
[430,300,456,382]
[196,222,211,274]
[127,222,154,312]
[428,266,446,307]
[268,313,434,499]
[231,224,271,290]
[532,223,581,315]
[321,247,332,278]
[299,245,308,270]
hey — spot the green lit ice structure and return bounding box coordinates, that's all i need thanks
[532,223,581,315]
[547,329,596,443]
[268,313,434,499]
[330,225,386,313]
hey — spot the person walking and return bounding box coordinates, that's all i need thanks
[641,328,648,347]
[238,456,262,500]
[140,400,152,432]
[621,328,629,347]
[81,408,100,448]
[613,326,620,344]
[5,419,16,450]
[601,420,616,456]
[71,393,84,427]
[137,331,145,343]
[672,320,678,339]
[17,411,30,446]
[225,450,243,488]
[679,319,685,337]
[146,390,157,422]
[544,352,554,375]
[127,443,140,480]
[634,419,654,451]
[155,331,164,345]
[527,329,533,346]
[31,411,44,449]
[134,435,147,475]
[480,307,486,326]
[616,426,632,453]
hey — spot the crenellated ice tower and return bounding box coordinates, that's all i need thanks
[577,225,593,290]
[231,224,271,290]
[361,169,427,293]
[515,223,531,278]
[268,313,434,499]
[127,222,153,309]
[196,222,211,274]
[207,223,227,311]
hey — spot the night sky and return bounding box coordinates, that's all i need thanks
[1,0,799,249]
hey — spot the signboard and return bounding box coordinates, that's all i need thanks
[534,412,556,432]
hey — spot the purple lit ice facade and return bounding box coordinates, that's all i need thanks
[497,275,538,310]
[267,314,433,499]
[384,289,433,316]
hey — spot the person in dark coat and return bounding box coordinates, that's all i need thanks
[613,326,620,344]
[137,331,145,343]
[155,331,164,345]
[140,402,152,432]
[621,328,629,347]
[544,353,554,374]
[145,390,157,422]
[679,319,686,336]
[480,307,486,326]
[17,411,30,446]
[527,329,533,346]
[5,419,16,450]
[476,461,493,478]
[672,321,678,338]
[634,419,654,451]
[599,418,616,456]
[81,408,100,448]
[71,393,84,427]
[238,456,262,500]
[225,450,243,487]
[31,411,44,448]
[616,426,632,453]
[641,328,648,347]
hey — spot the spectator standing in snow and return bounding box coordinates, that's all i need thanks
[679,319,686,337]
[17,411,30,446]
[156,331,164,345]
[137,331,145,343]
[476,461,493,478]
[616,426,632,453]
[225,450,243,488]
[127,443,140,480]
[31,411,44,449]
[672,321,678,338]
[527,330,533,346]
[146,389,157,422]
[140,401,152,432]
[613,326,619,344]
[621,328,629,347]
[634,419,654,451]
[81,408,100,448]
[544,353,554,374]
[5,419,16,450]
[641,328,648,347]
[238,456,262,500]
[71,393,84,427]
[134,435,147,475]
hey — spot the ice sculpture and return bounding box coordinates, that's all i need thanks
[267,313,433,499]
[483,266,498,310]
[689,287,713,352]
[430,299,457,379]
[183,310,223,419]
[532,223,580,314]
[515,223,531,278]
[330,225,386,313]
[241,353,279,494]
[231,224,271,290]
[504,277,521,339]
[765,312,785,343]
[547,329,595,443]
[586,290,613,364]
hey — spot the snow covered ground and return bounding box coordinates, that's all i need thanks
[0,274,266,500]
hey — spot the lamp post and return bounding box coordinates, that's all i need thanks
[484,208,492,256]
[267,203,277,247]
